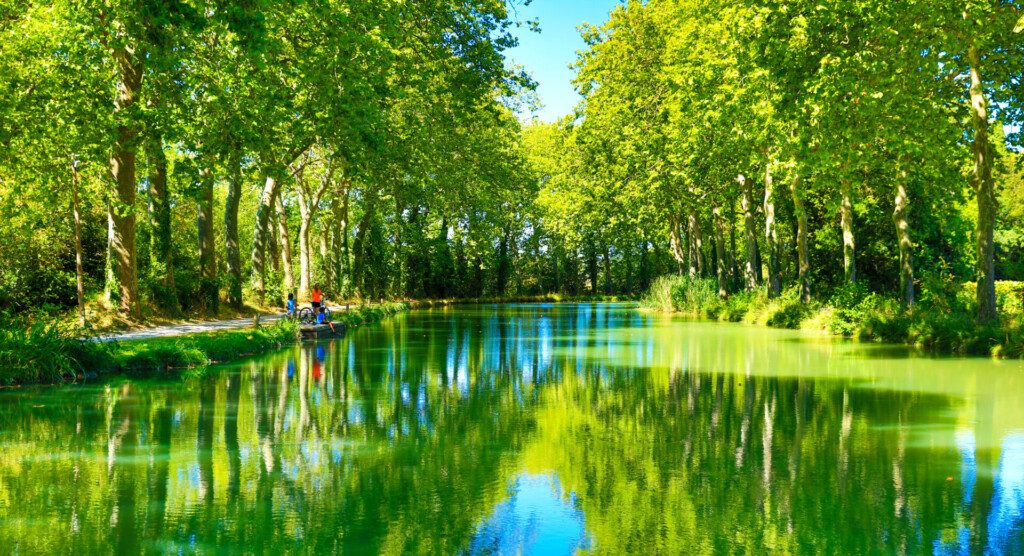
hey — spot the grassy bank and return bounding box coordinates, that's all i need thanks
[407,294,636,307]
[0,302,409,386]
[642,275,1024,358]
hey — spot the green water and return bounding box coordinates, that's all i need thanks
[1,304,1023,554]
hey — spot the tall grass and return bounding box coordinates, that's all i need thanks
[641,275,812,327]
[641,275,722,317]
[641,274,1024,358]
[0,317,108,384]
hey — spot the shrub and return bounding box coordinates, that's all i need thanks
[640,275,678,312]
[640,275,723,317]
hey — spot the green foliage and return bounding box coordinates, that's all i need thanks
[109,318,299,373]
[642,275,722,318]
[0,316,108,384]
[0,303,417,385]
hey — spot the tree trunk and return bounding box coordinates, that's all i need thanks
[341,186,351,295]
[145,136,173,292]
[713,205,728,298]
[739,174,762,289]
[893,180,914,307]
[840,179,857,285]
[625,243,635,293]
[298,205,313,298]
[497,232,511,296]
[292,155,336,298]
[250,175,280,301]
[276,195,294,294]
[587,243,598,295]
[109,45,143,318]
[71,160,85,327]
[669,212,686,275]
[320,228,333,291]
[330,196,342,294]
[269,210,280,274]
[603,245,612,295]
[764,164,781,298]
[105,198,118,304]
[688,209,705,278]
[224,149,243,308]
[790,175,811,302]
[728,200,739,290]
[352,193,376,299]
[969,43,997,323]
[197,167,218,313]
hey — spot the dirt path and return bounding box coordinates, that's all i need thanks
[92,314,286,342]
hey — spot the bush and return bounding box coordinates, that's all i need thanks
[640,275,723,317]
[640,275,678,312]
[721,291,762,322]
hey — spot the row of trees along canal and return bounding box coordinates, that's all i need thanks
[527,0,1024,324]
[0,0,538,322]
[3,0,1024,326]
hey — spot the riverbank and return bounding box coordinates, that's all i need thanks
[408,293,636,307]
[642,275,1024,358]
[0,302,409,386]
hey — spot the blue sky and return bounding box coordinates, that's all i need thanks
[506,0,622,123]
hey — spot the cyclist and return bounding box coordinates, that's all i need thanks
[311,284,323,313]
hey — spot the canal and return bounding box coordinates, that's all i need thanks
[1,304,1022,553]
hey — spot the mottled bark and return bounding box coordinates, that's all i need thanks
[790,175,810,302]
[145,136,173,291]
[298,210,313,298]
[763,165,781,298]
[109,45,143,318]
[197,167,218,313]
[295,157,335,297]
[320,228,333,290]
[893,181,914,307]
[669,212,686,275]
[728,201,739,290]
[840,179,856,285]
[249,145,309,301]
[352,193,375,298]
[71,160,85,327]
[224,149,243,308]
[739,174,761,289]
[341,186,351,293]
[969,43,997,323]
[603,245,612,295]
[713,205,728,298]
[329,193,344,294]
[105,198,118,304]
[688,209,705,278]
[250,175,279,300]
[276,195,294,293]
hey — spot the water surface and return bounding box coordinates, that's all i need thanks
[1,304,1023,553]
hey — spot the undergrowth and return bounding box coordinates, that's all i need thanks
[642,274,1024,358]
[0,302,411,385]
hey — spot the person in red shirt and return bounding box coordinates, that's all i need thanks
[311,284,323,312]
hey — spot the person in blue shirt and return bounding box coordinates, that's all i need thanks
[286,292,296,318]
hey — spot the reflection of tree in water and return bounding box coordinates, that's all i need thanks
[526,363,985,553]
[0,306,1022,553]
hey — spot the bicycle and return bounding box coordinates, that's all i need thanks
[298,306,332,325]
